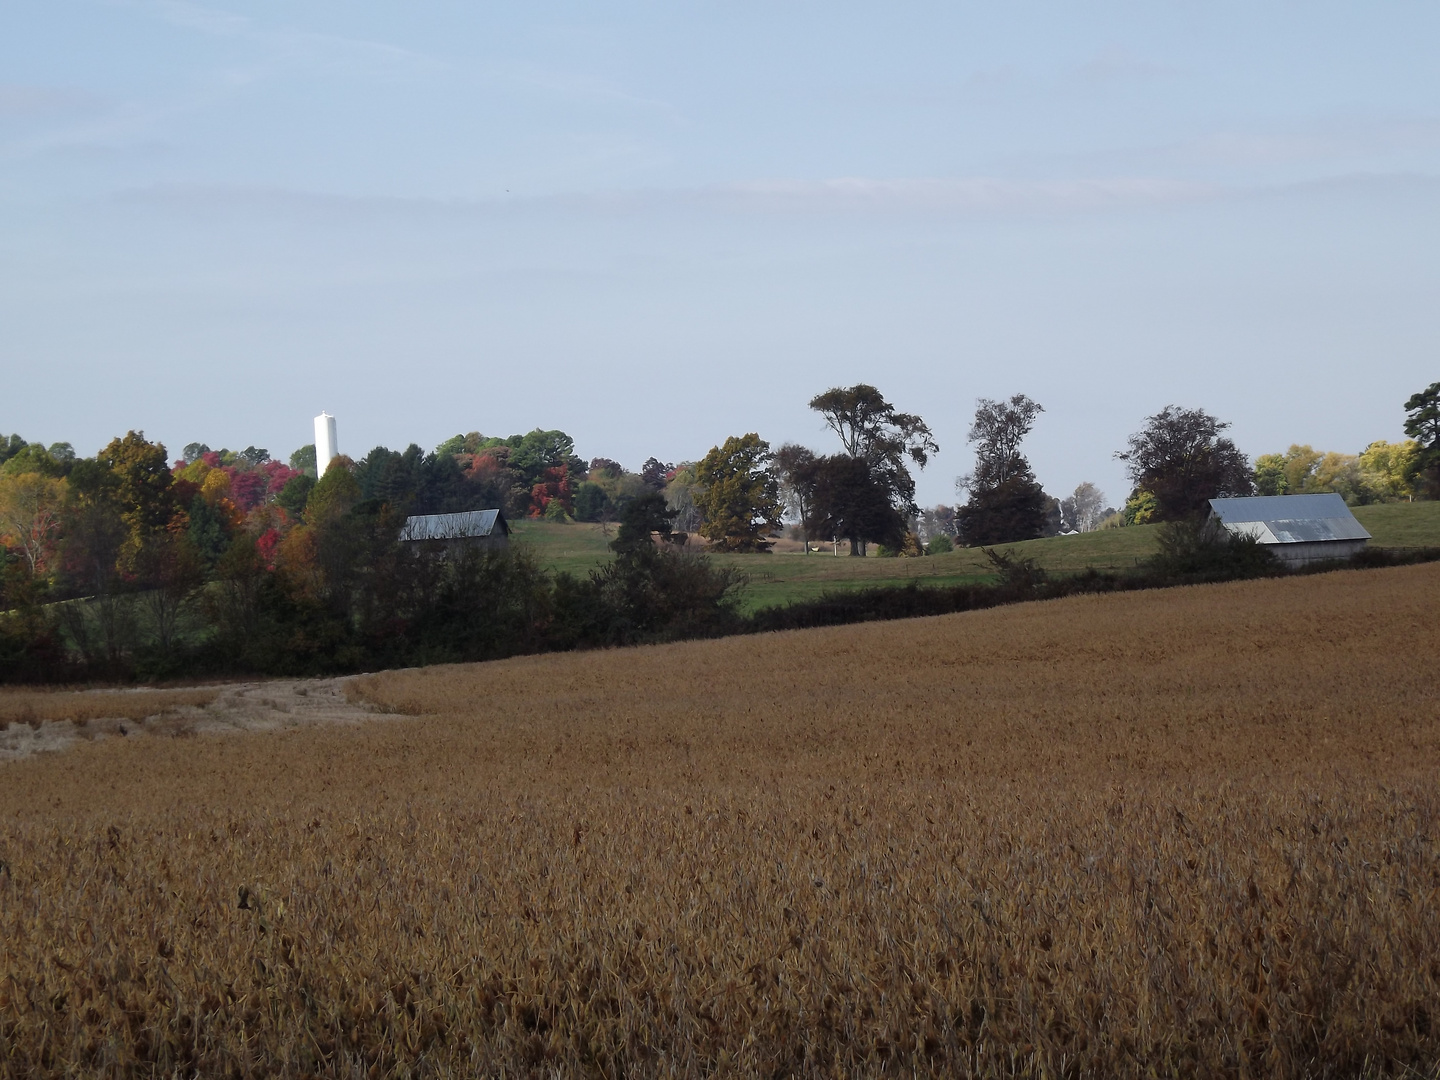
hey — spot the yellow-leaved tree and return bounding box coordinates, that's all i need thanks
[0,471,67,575]
[1357,440,1421,501]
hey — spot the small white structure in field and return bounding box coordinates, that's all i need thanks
[314,412,338,478]
[1207,493,1371,567]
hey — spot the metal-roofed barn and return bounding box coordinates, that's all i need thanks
[1207,493,1370,567]
[399,509,510,552]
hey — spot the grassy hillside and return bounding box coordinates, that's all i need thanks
[512,499,1440,613]
[3,564,1437,1075]
[1353,499,1440,547]
[510,520,1165,612]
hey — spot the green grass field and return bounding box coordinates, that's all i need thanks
[1352,499,1440,548]
[511,500,1440,614]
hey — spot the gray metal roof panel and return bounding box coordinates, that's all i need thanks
[1209,493,1349,522]
[399,509,503,541]
[1262,517,1371,543]
[1208,494,1371,543]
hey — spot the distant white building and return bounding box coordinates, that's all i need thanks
[1207,493,1371,567]
[314,412,338,478]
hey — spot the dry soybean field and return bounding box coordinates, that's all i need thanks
[2,565,1440,1077]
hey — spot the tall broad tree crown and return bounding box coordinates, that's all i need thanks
[1116,405,1253,521]
[962,394,1044,494]
[808,384,937,517]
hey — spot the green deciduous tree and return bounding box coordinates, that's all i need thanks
[957,395,1048,545]
[276,474,316,518]
[133,530,203,657]
[695,434,782,553]
[290,444,318,477]
[1253,453,1288,496]
[804,454,905,556]
[610,492,677,555]
[1122,489,1158,526]
[957,475,1048,546]
[0,435,28,468]
[1116,406,1252,521]
[304,458,361,524]
[809,384,937,516]
[1,443,68,478]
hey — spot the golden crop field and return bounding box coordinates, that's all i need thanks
[2,564,1439,1077]
[0,687,220,729]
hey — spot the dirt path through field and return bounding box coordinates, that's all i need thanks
[0,677,380,762]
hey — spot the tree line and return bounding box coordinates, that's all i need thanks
[1,379,1436,683]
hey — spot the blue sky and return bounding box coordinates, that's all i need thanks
[4,2,1439,509]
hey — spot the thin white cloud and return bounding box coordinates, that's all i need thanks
[125,0,447,79]
[110,174,1225,221]
[109,171,1440,226]
[1,97,192,160]
[709,176,1220,213]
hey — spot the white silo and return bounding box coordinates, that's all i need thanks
[314,412,338,478]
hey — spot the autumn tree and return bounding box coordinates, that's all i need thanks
[1358,440,1422,501]
[96,431,176,571]
[1251,441,1418,505]
[1116,406,1252,521]
[0,471,67,575]
[809,384,937,516]
[694,434,782,552]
